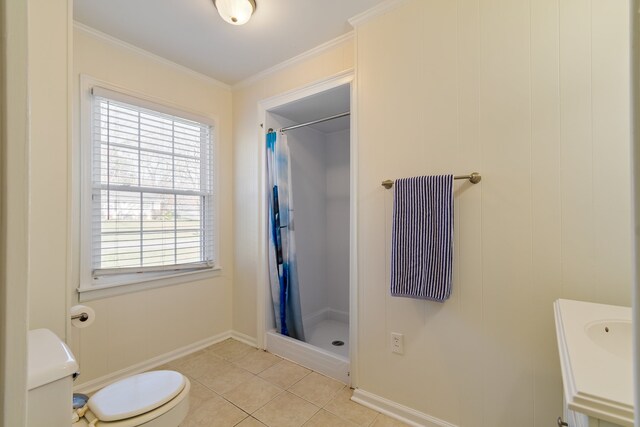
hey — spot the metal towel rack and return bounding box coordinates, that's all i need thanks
[381,172,481,189]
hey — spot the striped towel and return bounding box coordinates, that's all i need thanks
[390,175,454,302]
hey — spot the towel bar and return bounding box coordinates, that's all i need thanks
[381,172,481,189]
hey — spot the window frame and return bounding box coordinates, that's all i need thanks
[78,75,221,302]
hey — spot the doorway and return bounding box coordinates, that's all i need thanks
[257,72,357,384]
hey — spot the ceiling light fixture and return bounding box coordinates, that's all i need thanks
[213,0,256,26]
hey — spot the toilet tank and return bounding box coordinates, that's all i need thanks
[27,329,79,427]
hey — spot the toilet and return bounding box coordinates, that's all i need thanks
[72,370,191,427]
[28,329,190,427]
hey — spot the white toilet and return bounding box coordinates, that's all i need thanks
[28,329,190,427]
[72,370,191,427]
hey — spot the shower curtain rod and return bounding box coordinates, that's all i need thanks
[279,111,350,132]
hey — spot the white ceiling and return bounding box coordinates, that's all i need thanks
[74,0,388,86]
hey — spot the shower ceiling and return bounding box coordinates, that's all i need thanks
[269,85,351,133]
[73,0,389,85]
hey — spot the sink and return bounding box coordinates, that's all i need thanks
[585,320,632,361]
[554,299,633,426]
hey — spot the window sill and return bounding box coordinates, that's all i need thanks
[77,266,222,302]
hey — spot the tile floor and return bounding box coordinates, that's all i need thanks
[157,338,408,427]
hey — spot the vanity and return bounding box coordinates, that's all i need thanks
[554,299,633,427]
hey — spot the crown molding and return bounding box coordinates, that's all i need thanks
[73,21,231,90]
[232,31,354,91]
[348,0,411,28]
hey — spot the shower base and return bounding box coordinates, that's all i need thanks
[265,326,349,384]
[305,319,349,358]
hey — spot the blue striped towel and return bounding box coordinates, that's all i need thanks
[390,175,454,302]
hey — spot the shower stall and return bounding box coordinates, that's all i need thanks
[261,82,352,383]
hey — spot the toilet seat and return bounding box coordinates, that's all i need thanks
[74,371,190,427]
[90,371,186,421]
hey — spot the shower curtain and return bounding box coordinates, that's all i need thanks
[266,131,305,341]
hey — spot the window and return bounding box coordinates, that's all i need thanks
[79,83,217,299]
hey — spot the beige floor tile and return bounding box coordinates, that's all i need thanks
[163,340,385,427]
[236,417,268,427]
[289,372,345,407]
[195,355,235,379]
[253,391,320,427]
[182,385,248,427]
[185,379,218,408]
[324,388,378,426]
[172,351,226,379]
[370,413,411,426]
[223,376,283,414]
[234,349,282,374]
[199,364,254,395]
[167,348,208,368]
[259,360,311,389]
[208,339,255,361]
[302,409,358,427]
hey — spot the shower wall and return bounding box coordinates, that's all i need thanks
[325,129,350,318]
[287,125,329,321]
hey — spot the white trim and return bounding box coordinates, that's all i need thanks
[232,32,355,90]
[73,331,235,394]
[73,21,230,90]
[259,70,354,112]
[347,0,412,28]
[80,74,222,127]
[351,389,459,427]
[91,85,216,126]
[64,0,80,343]
[256,70,358,385]
[256,112,267,351]
[78,268,222,302]
[347,66,359,386]
[77,74,222,300]
[230,330,258,348]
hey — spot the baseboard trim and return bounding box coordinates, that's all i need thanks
[230,330,258,348]
[73,331,234,394]
[351,389,458,427]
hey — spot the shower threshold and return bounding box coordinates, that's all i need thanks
[265,329,349,384]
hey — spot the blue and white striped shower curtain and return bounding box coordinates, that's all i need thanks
[266,131,305,341]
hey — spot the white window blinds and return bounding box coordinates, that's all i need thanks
[91,88,215,277]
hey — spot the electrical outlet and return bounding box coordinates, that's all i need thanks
[391,332,404,354]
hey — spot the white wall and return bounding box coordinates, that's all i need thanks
[1,0,49,424]
[2,0,70,423]
[232,37,355,339]
[354,1,631,426]
[70,26,234,386]
[28,0,71,340]
[325,129,350,316]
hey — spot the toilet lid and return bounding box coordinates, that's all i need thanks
[88,370,186,422]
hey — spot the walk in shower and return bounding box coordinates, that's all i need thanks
[263,83,351,382]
